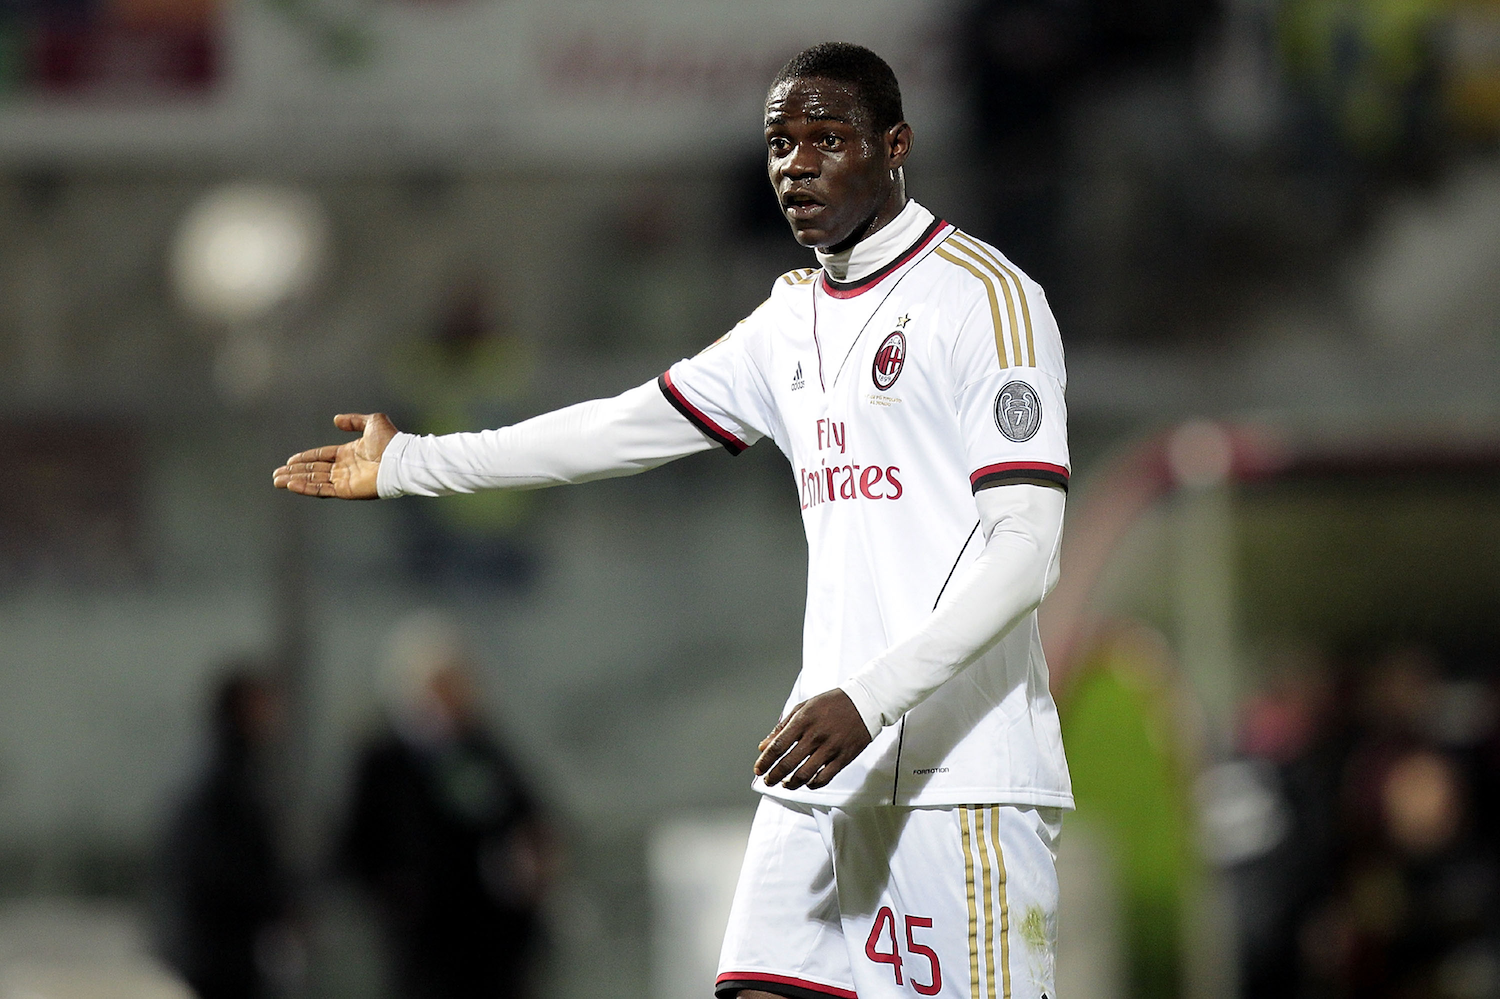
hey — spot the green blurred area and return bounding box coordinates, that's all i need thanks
[1063,633,1197,999]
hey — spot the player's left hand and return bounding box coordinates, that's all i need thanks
[754,689,872,790]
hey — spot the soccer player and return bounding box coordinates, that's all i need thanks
[275,42,1071,999]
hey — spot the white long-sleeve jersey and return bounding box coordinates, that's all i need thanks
[378,201,1073,809]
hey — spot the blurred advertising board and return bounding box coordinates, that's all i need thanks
[0,0,958,167]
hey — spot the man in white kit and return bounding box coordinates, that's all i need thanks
[276,43,1071,999]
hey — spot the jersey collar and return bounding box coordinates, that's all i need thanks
[817,204,950,299]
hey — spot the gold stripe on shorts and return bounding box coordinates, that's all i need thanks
[962,806,1014,999]
[989,806,1012,999]
[960,806,981,999]
[977,808,998,999]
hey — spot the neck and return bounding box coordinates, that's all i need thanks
[816,199,932,283]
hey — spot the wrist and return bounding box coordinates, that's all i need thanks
[838,679,885,739]
[374,432,413,499]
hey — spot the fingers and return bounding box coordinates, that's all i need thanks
[333,413,369,433]
[283,445,341,466]
[764,736,843,791]
[753,690,871,790]
[804,750,853,789]
[754,707,803,776]
[282,461,334,476]
[277,475,338,498]
[273,457,339,497]
[272,460,332,485]
[758,710,796,752]
[758,743,813,788]
[754,713,828,790]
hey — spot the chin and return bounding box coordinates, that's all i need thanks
[786,214,846,249]
[784,215,834,249]
[788,224,847,251]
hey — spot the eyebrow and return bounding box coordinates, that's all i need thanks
[764,110,854,126]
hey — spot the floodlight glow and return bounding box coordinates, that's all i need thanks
[172,184,328,325]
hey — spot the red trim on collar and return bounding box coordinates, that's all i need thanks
[819,218,950,299]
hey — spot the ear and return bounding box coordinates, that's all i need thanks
[885,121,913,170]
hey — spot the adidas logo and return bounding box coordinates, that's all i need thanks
[791,362,805,391]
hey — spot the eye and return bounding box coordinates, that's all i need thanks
[818,132,843,150]
[767,135,791,155]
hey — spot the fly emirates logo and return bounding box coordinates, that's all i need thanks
[798,419,903,511]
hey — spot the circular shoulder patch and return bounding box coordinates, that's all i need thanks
[994,380,1042,442]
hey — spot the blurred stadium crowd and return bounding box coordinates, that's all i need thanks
[0,0,1499,997]
[1225,646,1500,999]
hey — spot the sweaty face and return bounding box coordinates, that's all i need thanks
[765,76,904,252]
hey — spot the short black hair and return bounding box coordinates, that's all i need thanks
[769,42,905,134]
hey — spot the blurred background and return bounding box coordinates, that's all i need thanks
[1,0,1500,997]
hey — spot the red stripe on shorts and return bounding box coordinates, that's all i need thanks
[716,972,858,999]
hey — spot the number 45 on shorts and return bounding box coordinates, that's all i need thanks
[865,907,941,996]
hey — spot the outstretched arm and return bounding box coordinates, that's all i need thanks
[754,483,1065,790]
[272,380,717,500]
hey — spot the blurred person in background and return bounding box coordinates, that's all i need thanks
[1224,652,1344,999]
[385,277,539,588]
[155,663,298,999]
[340,611,554,999]
[1289,646,1500,998]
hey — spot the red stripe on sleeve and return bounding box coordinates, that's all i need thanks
[659,370,749,455]
[970,461,1070,492]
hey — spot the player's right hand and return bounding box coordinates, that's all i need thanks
[272,412,398,500]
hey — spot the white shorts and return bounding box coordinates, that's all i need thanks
[716,796,1063,999]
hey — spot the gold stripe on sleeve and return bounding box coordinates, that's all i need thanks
[989,806,1013,999]
[934,246,1012,368]
[960,807,981,999]
[946,237,1025,369]
[951,235,1036,367]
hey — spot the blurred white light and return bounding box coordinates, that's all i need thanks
[650,814,749,999]
[171,184,328,326]
[1196,759,1289,866]
[1349,164,1500,348]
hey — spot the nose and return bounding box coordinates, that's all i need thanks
[781,139,820,180]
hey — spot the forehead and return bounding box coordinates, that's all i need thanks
[764,76,867,127]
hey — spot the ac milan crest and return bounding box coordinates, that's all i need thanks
[872,331,906,390]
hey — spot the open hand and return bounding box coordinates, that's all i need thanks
[272,413,398,499]
[754,689,873,791]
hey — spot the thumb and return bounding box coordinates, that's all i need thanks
[333,413,368,433]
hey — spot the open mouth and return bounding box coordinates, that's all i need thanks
[781,191,825,221]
